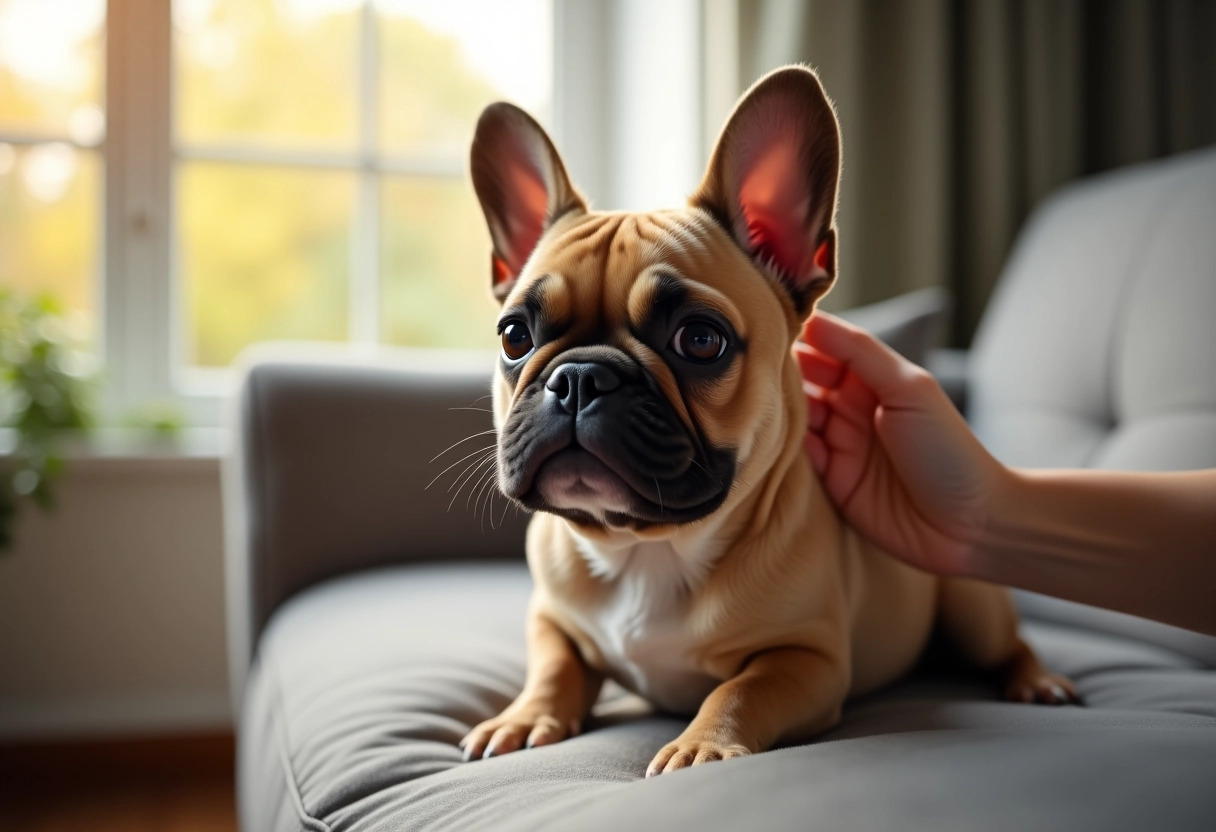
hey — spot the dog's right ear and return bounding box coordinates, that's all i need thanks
[471,103,586,303]
[692,66,842,319]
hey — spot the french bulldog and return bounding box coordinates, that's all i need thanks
[459,66,1076,777]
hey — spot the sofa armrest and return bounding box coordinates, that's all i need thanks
[833,287,951,367]
[223,346,529,698]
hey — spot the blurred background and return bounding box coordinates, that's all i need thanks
[1,0,1214,828]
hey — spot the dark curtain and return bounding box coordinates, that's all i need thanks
[736,0,1216,344]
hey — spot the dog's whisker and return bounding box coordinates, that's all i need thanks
[447,406,494,414]
[473,465,499,529]
[481,481,494,531]
[655,477,663,514]
[459,456,497,505]
[466,459,498,512]
[429,429,498,464]
[689,457,723,489]
[446,449,496,495]
[425,445,497,490]
[449,454,497,512]
[486,471,508,531]
[476,471,491,530]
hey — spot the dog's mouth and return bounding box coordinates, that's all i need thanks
[510,433,734,530]
[533,448,636,516]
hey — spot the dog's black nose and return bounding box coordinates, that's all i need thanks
[545,362,621,414]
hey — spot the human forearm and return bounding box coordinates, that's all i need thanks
[973,469,1216,634]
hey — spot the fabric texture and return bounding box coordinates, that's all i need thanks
[239,563,1216,832]
[733,0,1216,342]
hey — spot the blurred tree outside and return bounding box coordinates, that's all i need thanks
[0,0,103,348]
[2,0,546,374]
[176,0,516,367]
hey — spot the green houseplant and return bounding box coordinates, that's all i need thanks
[0,290,96,550]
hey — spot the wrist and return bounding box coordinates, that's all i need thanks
[967,462,1028,583]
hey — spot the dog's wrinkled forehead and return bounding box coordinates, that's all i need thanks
[501,209,760,355]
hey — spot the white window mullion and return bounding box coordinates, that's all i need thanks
[104,0,173,416]
[350,1,380,346]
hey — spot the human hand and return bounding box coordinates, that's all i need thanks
[794,312,1008,576]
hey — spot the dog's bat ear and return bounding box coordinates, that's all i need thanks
[471,103,586,303]
[693,66,841,318]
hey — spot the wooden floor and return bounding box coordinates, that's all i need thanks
[0,733,237,832]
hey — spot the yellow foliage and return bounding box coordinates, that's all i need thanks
[2,0,515,367]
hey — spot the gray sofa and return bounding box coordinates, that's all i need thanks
[225,147,1216,831]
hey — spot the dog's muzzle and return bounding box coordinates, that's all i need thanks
[497,347,735,528]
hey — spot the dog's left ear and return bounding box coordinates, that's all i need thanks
[692,66,841,318]
[471,103,587,303]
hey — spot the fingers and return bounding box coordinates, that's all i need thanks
[805,386,830,430]
[799,312,924,405]
[794,341,846,389]
[802,372,877,463]
[803,432,828,473]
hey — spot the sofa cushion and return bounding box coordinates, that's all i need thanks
[240,562,1216,832]
[968,146,1216,473]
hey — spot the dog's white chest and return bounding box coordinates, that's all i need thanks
[571,538,721,714]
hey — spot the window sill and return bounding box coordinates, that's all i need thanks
[0,427,225,472]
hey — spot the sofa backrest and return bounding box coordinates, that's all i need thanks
[969,146,1216,472]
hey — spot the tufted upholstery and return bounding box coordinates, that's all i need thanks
[238,564,1215,832]
[969,146,1216,472]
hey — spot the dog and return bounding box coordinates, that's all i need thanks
[458,66,1076,777]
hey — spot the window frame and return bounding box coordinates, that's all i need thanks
[111,0,485,426]
[5,0,704,430]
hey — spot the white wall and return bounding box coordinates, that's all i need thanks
[0,455,230,738]
[555,0,703,212]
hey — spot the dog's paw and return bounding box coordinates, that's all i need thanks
[645,730,752,777]
[1003,666,1081,705]
[460,701,583,762]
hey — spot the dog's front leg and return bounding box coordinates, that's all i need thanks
[646,647,848,777]
[461,600,603,761]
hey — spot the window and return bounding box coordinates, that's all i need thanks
[0,0,104,350]
[1,0,552,425]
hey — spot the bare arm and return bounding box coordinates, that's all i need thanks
[979,468,1216,634]
[796,311,1216,636]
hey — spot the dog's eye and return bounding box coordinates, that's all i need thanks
[671,321,727,363]
[501,321,534,361]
